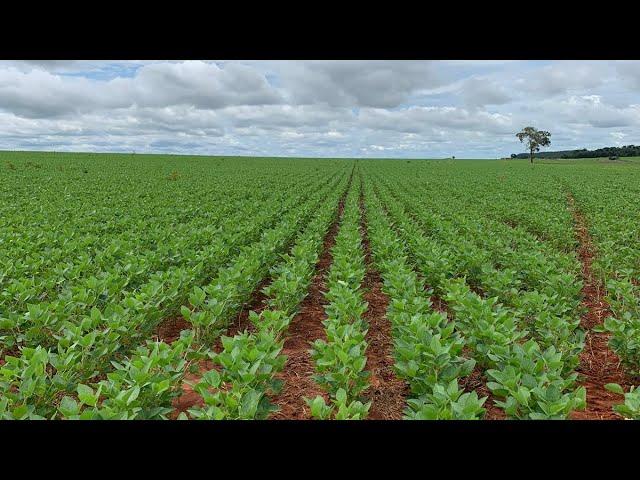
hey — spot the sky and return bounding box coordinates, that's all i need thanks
[1,60,639,158]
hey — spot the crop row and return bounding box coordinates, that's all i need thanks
[307,175,371,419]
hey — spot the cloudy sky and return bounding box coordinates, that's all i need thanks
[1,60,639,158]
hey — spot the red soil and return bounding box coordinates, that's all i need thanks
[153,310,213,418]
[461,364,506,420]
[359,192,409,420]
[429,292,449,316]
[567,193,629,420]
[269,176,353,419]
[224,276,272,339]
[153,315,192,344]
[168,359,215,419]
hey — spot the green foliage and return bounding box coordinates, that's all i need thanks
[365,162,586,419]
[4,152,640,420]
[605,384,640,419]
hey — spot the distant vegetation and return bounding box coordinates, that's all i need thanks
[511,145,640,160]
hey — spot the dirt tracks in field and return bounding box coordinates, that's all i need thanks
[358,188,408,420]
[567,193,629,420]
[269,170,354,419]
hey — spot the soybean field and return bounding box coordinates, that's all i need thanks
[2,151,640,420]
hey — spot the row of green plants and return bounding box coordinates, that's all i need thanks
[0,159,327,308]
[369,172,587,419]
[179,173,347,346]
[1,170,342,353]
[1,187,262,314]
[374,174,585,373]
[362,175,485,419]
[56,169,352,420]
[600,278,640,418]
[306,177,371,419]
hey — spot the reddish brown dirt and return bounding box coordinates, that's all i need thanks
[0,345,19,365]
[155,311,226,417]
[169,359,216,419]
[153,315,192,344]
[269,177,353,419]
[567,193,629,420]
[429,292,449,316]
[461,363,506,420]
[223,276,272,340]
[359,192,409,420]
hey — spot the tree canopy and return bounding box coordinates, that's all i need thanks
[516,126,551,163]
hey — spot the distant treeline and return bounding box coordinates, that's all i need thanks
[511,145,640,159]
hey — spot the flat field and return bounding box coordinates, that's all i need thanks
[2,151,640,420]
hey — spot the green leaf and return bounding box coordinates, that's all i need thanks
[59,396,80,417]
[12,405,28,419]
[127,386,141,405]
[605,383,624,395]
[77,384,98,407]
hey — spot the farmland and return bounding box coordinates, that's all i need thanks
[2,151,640,420]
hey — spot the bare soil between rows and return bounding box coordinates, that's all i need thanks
[359,189,408,420]
[269,174,353,419]
[567,193,629,420]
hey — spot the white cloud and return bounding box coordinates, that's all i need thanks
[460,76,512,107]
[359,106,513,135]
[275,60,446,108]
[0,61,282,118]
[1,60,640,158]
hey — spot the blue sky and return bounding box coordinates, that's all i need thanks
[0,60,639,158]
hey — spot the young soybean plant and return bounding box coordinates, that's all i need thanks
[307,182,371,420]
[600,278,640,377]
[605,383,640,419]
[600,278,640,419]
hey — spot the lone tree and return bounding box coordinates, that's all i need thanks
[516,126,551,164]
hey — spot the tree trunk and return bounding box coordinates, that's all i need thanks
[530,149,534,164]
